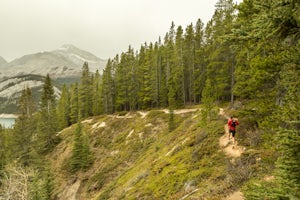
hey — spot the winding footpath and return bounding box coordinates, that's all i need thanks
[219,108,245,200]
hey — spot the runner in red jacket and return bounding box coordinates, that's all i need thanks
[228,116,239,145]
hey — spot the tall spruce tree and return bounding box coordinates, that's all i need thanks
[235,0,300,198]
[276,84,300,198]
[193,19,205,103]
[183,23,196,103]
[174,25,185,106]
[164,22,177,108]
[56,84,70,130]
[70,122,83,172]
[102,59,116,113]
[233,0,282,121]
[153,42,162,107]
[92,70,103,115]
[70,82,79,124]
[201,78,216,124]
[70,121,93,173]
[126,46,139,110]
[204,0,236,102]
[115,46,135,111]
[41,169,55,200]
[13,87,36,165]
[140,43,154,109]
[158,39,169,107]
[30,167,54,200]
[37,74,59,153]
[79,62,92,118]
[273,1,300,197]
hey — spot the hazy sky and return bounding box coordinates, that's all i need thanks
[0,0,242,61]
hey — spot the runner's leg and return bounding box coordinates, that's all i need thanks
[232,130,236,145]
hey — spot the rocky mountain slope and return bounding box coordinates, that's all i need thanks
[0,44,107,79]
[48,108,262,200]
[0,45,107,113]
[0,74,61,113]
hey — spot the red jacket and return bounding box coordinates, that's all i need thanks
[228,119,239,131]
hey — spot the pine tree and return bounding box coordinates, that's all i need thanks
[41,169,54,200]
[102,59,116,114]
[18,87,36,117]
[30,168,54,200]
[236,0,300,198]
[183,23,196,103]
[13,87,36,165]
[153,42,162,107]
[201,78,216,124]
[204,0,236,102]
[174,25,185,106]
[92,70,103,115]
[168,109,175,132]
[164,22,178,108]
[70,122,83,172]
[56,84,70,130]
[115,46,135,111]
[193,19,206,103]
[81,129,93,170]
[41,74,56,115]
[79,62,92,118]
[70,82,79,124]
[137,45,146,108]
[159,38,169,107]
[139,43,154,109]
[233,0,281,120]
[125,46,139,110]
[275,129,300,198]
[274,44,300,199]
[37,74,59,154]
[70,121,93,173]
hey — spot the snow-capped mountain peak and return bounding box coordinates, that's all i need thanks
[0,45,107,79]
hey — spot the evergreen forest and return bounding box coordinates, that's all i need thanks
[0,0,299,199]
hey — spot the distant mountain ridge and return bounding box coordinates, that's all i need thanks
[0,74,61,113]
[0,45,107,113]
[0,44,107,79]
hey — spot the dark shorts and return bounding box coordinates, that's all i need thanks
[229,129,236,137]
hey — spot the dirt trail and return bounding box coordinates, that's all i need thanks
[58,180,81,200]
[219,124,244,158]
[219,108,244,158]
[106,108,199,120]
[162,108,198,114]
[219,108,245,200]
[225,191,244,200]
[137,111,148,118]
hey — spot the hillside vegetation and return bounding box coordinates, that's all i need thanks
[0,0,299,199]
[49,107,253,199]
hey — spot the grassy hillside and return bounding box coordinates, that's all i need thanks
[48,106,272,200]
